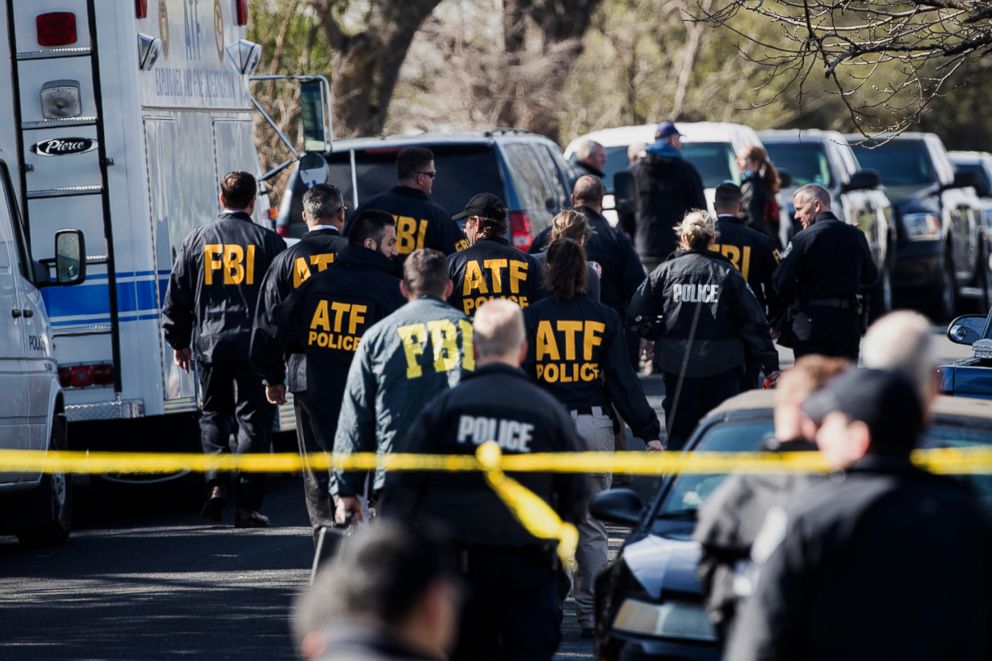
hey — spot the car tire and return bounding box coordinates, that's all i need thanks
[16,415,71,546]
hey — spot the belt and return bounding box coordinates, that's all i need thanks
[570,405,606,417]
[802,297,855,310]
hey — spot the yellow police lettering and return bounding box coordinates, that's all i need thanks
[534,320,606,384]
[307,302,368,352]
[204,244,223,285]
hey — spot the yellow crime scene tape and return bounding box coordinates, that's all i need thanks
[3,445,992,567]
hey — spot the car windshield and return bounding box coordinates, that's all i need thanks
[764,142,833,188]
[955,163,992,195]
[682,142,740,189]
[851,140,936,187]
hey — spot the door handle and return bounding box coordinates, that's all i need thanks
[11,309,21,318]
[22,309,33,318]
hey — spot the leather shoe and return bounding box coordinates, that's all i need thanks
[234,509,270,528]
[200,485,227,522]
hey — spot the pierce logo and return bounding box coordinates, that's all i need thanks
[31,137,97,156]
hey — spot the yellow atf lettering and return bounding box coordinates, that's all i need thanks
[330,301,350,332]
[558,320,582,360]
[397,323,427,379]
[536,321,560,361]
[484,258,508,293]
[459,320,475,371]
[583,321,605,361]
[463,261,488,296]
[310,253,335,273]
[508,259,528,294]
[310,300,331,331]
[293,256,312,288]
[428,319,460,373]
[348,304,367,334]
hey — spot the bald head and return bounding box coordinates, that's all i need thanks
[473,300,526,366]
[862,311,937,407]
[572,175,605,212]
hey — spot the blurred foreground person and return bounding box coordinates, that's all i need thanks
[725,368,992,661]
[695,355,849,639]
[383,300,589,661]
[862,309,938,408]
[293,521,459,661]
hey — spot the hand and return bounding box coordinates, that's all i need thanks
[335,496,364,525]
[173,348,192,373]
[266,384,287,405]
[645,440,664,452]
[764,370,782,388]
[639,339,655,362]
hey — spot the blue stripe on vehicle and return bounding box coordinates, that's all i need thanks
[41,279,165,317]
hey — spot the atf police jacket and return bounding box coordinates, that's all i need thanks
[628,249,779,378]
[163,211,286,363]
[773,212,878,305]
[447,236,545,317]
[333,296,474,496]
[523,294,660,442]
[251,227,348,386]
[350,185,465,261]
[725,457,992,661]
[713,215,780,318]
[382,363,590,548]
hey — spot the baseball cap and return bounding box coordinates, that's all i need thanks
[453,193,507,221]
[801,367,924,454]
[655,121,682,139]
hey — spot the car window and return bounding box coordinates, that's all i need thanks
[764,143,834,188]
[851,140,936,186]
[955,163,992,195]
[602,146,631,194]
[535,144,571,210]
[503,143,558,218]
[682,142,740,188]
[0,161,31,282]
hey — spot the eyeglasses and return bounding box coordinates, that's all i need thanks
[417,171,437,178]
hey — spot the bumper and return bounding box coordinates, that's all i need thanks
[65,399,144,422]
[892,239,942,292]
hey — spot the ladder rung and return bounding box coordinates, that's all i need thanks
[22,117,99,131]
[27,186,103,200]
[17,47,92,61]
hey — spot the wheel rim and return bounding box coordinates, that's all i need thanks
[52,471,68,520]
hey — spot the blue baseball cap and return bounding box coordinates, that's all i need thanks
[655,121,682,139]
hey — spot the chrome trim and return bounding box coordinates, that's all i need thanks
[27,185,102,200]
[17,47,92,61]
[53,325,112,337]
[65,399,144,422]
[22,117,99,130]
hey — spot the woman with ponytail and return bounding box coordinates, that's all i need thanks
[522,237,662,638]
[532,210,601,301]
[738,145,783,249]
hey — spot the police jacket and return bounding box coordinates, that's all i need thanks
[713,215,780,318]
[726,456,992,661]
[163,211,286,363]
[773,211,878,307]
[523,294,660,442]
[333,296,474,496]
[350,186,465,261]
[627,249,778,377]
[530,206,645,314]
[382,363,589,548]
[447,236,544,317]
[252,246,404,446]
[251,227,348,385]
[630,145,707,262]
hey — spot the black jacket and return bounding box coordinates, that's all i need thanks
[382,363,589,548]
[573,159,604,179]
[630,151,707,262]
[251,227,348,385]
[251,246,404,445]
[162,211,286,363]
[740,174,777,244]
[726,456,992,661]
[350,186,465,261]
[627,249,778,377]
[529,206,645,314]
[523,294,661,442]
[713,215,780,317]
[773,211,878,305]
[447,236,544,317]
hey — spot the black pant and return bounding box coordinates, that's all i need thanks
[793,306,861,361]
[740,363,762,391]
[662,370,741,451]
[198,360,275,511]
[294,394,335,535]
[451,546,561,661]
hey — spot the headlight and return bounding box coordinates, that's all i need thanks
[612,598,717,641]
[901,212,941,241]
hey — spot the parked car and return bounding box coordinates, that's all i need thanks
[590,389,992,660]
[275,130,575,251]
[761,129,896,318]
[848,133,988,319]
[939,310,992,398]
[949,150,992,245]
[565,123,791,243]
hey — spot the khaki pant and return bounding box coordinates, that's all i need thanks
[572,408,614,629]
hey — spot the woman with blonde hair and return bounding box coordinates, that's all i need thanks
[737,145,782,248]
[628,210,780,449]
[532,210,601,301]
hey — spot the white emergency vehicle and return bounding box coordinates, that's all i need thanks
[0,1,291,463]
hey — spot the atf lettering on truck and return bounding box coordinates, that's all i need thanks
[203,244,256,285]
[534,320,605,384]
[293,253,335,288]
[307,300,367,352]
[396,319,475,379]
[461,258,530,314]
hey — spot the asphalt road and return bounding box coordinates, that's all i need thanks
[0,328,971,661]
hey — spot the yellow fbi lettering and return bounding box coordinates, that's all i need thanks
[204,244,256,285]
[461,259,530,313]
[394,215,429,254]
[710,243,752,279]
[534,319,605,384]
[292,253,335,288]
[307,300,367,351]
[396,319,475,379]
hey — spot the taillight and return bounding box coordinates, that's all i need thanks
[135,0,148,18]
[70,365,94,388]
[37,12,78,47]
[93,364,114,385]
[235,0,249,25]
[59,363,114,388]
[509,211,533,252]
[276,225,289,237]
[58,367,71,388]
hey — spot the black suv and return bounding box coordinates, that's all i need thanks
[276,131,575,251]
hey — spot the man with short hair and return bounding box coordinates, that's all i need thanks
[773,183,878,360]
[252,209,405,530]
[572,139,606,179]
[630,121,707,271]
[350,147,464,262]
[163,170,286,527]
[251,183,350,538]
[862,310,938,408]
[333,249,475,524]
[726,368,992,661]
[294,521,459,661]
[382,300,589,661]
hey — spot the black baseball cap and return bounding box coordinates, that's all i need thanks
[801,367,924,455]
[453,193,507,221]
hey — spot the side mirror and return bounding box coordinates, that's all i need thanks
[843,169,881,192]
[589,488,644,526]
[54,229,85,286]
[614,171,635,211]
[950,169,980,192]
[298,151,329,188]
[300,78,332,153]
[947,313,986,345]
[777,168,793,189]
